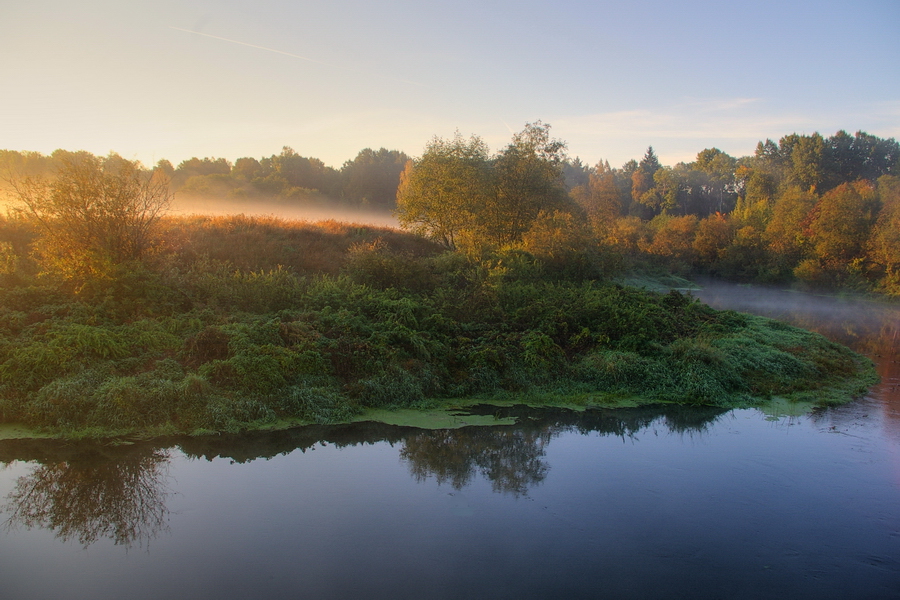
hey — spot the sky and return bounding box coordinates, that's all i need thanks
[2,0,899,170]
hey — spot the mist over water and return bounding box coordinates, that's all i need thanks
[692,279,900,350]
[693,279,900,442]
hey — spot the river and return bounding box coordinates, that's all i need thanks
[1,283,898,599]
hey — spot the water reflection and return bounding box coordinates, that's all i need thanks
[401,428,551,496]
[1,442,172,548]
[0,405,728,547]
[397,406,726,495]
[179,405,727,498]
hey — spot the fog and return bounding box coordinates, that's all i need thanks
[1,189,401,228]
[691,278,899,358]
[168,194,400,228]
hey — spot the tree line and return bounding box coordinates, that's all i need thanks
[396,125,900,295]
[1,146,410,211]
[2,124,899,294]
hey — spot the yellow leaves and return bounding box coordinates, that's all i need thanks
[0,242,17,275]
[519,210,592,260]
[8,153,171,282]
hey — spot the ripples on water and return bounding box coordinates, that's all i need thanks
[1,284,898,600]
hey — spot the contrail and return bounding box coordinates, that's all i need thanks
[169,26,432,89]
[170,26,331,67]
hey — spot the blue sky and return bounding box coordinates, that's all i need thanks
[2,0,898,169]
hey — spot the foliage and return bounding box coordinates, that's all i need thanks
[486,122,572,247]
[0,125,893,437]
[869,176,900,294]
[341,148,410,209]
[397,123,576,254]
[0,215,876,438]
[6,153,171,281]
[4,125,898,293]
[395,132,491,249]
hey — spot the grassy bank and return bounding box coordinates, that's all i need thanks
[0,215,877,439]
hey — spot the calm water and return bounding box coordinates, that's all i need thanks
[1,284,898,599]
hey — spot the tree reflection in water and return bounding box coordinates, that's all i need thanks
[0,404,727,546]
[398,405,727,496]
[2,445,172,548]
[401,428,552,495]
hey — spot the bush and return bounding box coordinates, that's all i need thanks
[0,215,876,437]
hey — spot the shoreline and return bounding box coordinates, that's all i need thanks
[0,370,875,442]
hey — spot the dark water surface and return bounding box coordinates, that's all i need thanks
[2,284,899,599]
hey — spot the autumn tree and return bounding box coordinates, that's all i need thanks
[692,212,736,267]
[690,148,738,214]
[573,160,623,237]
[486,122,571,247]
[809,181,880,266]
[824,131,900,187]
[789,133,827,191]
[641,214,699,272]
[173,156,230,188]
[869,176,900,293]
[397,123,573,253]
[604,216,649,259]
[720,225,770,281]
[519,209,594,265]
[232,157,263,181]
[271,146,338,195]
[648,166,687,214]
[395,133,492,249]
[630,147,660,216]
[732,167,777,229]
[8,153,171,279]
[764,186,818,277]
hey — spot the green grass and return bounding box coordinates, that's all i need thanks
[0,217,879,439]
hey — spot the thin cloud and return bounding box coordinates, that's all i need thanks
[556,105,811,141]
[551,98,900,168]
[679,97,763,112]
[556,97,900,144]
[170,26,331,66]
[169,26,433,90]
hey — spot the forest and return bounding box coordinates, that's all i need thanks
[0,124,888,438]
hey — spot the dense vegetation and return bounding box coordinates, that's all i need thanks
[0,126,887,437]
[0,213,875,438]
[6,125,897,294]
[394,126,900,295]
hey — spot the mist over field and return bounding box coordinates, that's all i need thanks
[169,193,399,227]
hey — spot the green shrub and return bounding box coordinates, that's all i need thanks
[356,367,426,408]
[0,217,876,437]
[279,386,356,424]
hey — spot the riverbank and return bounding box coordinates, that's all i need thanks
[0,244,878,440]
